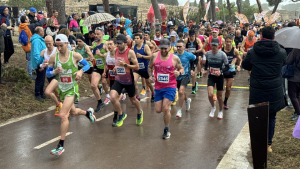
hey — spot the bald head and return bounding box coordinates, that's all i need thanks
[236,30,241,37]
[45,35,55,50]
[45,35,54,42]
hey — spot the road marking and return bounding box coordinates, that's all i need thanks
[34,132,73,150]
[137,82,249,89]
[140,97,149,102]
[96,112,114,122]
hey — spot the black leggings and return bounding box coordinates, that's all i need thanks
[288,80,300,115]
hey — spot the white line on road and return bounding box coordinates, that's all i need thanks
[140,97,149,102]
[96,112,114,122]
[34,132,73,150]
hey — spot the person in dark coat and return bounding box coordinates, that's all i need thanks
[0,22,7,84]
[242,26,286,153]
[0,6,14,64]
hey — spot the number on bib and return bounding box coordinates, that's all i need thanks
[96,59,104,66]
[116,67,126,75]
[157,73,169,83]
[60,75,72,84]
[188,48,196,53]
[209,67,220,76]
[109,70,115,76]
[139,62,145,69]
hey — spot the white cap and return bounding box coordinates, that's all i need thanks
[55,34,69,43]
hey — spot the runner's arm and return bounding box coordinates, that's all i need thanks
[148,53,156,77]
[241,38,246,53]
[201,38,209,51]
[174,55,184,75]
[74,52,90,72]
[196,38,203,53]
[85,45,95,61]
[46,54,56,78]
[127,50,139,71]
[142,44,152,60]
[234,49,242,67]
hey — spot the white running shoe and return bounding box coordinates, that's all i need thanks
[121,93,126,101]
[209,107,216,118]
[176,109,182,118]
[217,111,223,119]
[186,98,191,111]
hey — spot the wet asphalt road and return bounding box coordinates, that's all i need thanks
[0,70,250,169]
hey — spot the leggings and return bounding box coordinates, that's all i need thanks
[288,80,300,115]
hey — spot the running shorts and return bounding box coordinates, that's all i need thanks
[93,67,104,75]
[111,81,135,98]
[78,66,94,74]
[154,87,176,102]
[134,70,150,79]
[176,76,190,89]
[58,84,80,101]
[207,75,224,91]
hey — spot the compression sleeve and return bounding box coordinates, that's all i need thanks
[46,66,55,78]
[79,59,90,72]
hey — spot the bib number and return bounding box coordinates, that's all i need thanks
[139,62,145,69]
[60,75,72,84]
[109,70,115,76]
[210,67,220,76]
[116,67,126,75]
[188,48,196,53]
[96,59,104,66]
[157,73,169,83]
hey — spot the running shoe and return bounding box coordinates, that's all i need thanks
[171,91,178,105]
[209,107,216,118]
[200,72,203,78]
[162,129,171,139]
[217,111,223,119]
[291,114,299,121]
[136,95,140,101]
[140,88,146,95]
[112,112,118,127]
[195,82,198,91]
[186,98,191,111]
[95,101,105,112]
[151,95,155,102]
[115,113,127,127]
[197,74,200,79]
[223,105,229,110]
[55,102,63,116]
[121,93,126,101]
[87,108,96,123]
[136,110,143,125]
[104,97,110,105]
[50,146,64,156]
[176,109,182,118]
[213,94,217,101]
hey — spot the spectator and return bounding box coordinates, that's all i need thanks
[241,23,249,37]
[177,21,185,34]
[28,7,39,24]
[19,15,46,80]
[30,27,47,102]
[51,10,59,27]
[84,30,95,46]
[242,26,286,153]
[0,6,14,64]
[79,12,89,35]
[69,13,79,33]
[0,22,7,84]
[46,18,58,40]
[234,30,243,48]
[59,28,75,50]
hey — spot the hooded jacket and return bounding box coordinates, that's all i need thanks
[0,6,10,36]
[242,40,287,114]
[125,19,133,39]
[30,34,46,69]
[0,25,7,53]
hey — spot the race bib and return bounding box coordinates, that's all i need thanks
[139,62,145,69]
[247,47,253,52]
[60,75,72,84]
[210,67,220,76]
[157,73,169,83]
[109,70,115,76]
[188,48,196,53]
[116,67,126,75]
[96,59,104,66]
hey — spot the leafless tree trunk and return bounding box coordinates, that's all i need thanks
[226,0,232,22]
[151,0,162,22]
[256,0,263,13]
[46,0,53,17]
[53,0,66,24]
[103,0,111,13]
[211,0,216,22]
[199,0,205,18]
[272,0,280,14]
[236,0,242,14]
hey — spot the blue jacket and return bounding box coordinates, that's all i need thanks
[0,5,11,36]
[125,19,133,39]
[30,34,46,69]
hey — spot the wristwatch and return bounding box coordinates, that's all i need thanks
[179,71,182,75]
[124,64,128,67]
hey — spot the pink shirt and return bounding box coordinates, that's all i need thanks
[154,52,177,90]
[69,20,79,29]
[51,16,58,26]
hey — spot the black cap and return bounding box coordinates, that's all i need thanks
[159,38,170,48]
[210,38,219,46]
[116,34,127,44]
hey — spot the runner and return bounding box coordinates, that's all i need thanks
[184,29,203,94]
[144,31,159,53]
[148,39,184,139]
[203,38,229,119]
[175,40,196,118]
[133,33,155,102]
[153,29,162,46]
[45,34,96,156]
[222,36,241,110]
[110,34,143,127]
[241,30,256,57]
[91,28,109,112]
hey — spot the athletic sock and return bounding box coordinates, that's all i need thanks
[192,86,195,90]
[119,113,124,120]
[213,89,217,95]
[106,94,110,98]
[143,86,146,90]
[224,97,228,105]
[164,126,169,131]
[137,113,141,119]
[98,99,102,104]
[85,111,90,118]
[58,140,64,147]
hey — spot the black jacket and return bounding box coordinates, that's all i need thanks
[28,13,40,24]
[242,40,287,114]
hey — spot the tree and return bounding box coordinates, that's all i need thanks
[236,0,242,13]
[151,0,162,22]
[199,0,206,19]
[267,0,282,14]
[211,0,217,21]
[46,0,53,17]
[53,0,65,24]
[7,0,45,11]
[256,0,263,13]
[157,0,178,6]
[226,0,232,22]
[103,0,111,13]
[193,0,198,7]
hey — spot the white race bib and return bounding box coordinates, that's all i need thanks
[210,67,220,76]
[109,70,115,76]
[139,62,145,69]
[96,59,104,66]
[116,67,126,75]
[60,75,72,84]
[188,48,196,53]
[157,73,169,83]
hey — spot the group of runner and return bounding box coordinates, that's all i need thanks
[39,22,258,156]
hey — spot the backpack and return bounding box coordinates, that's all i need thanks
[19,30,28,46]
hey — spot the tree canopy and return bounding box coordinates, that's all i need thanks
[157,0,178,6]
[7,0,45,10]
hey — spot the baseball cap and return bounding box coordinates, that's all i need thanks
[29,7,37,13]
[170,31,177,37]
[55,34,69,43]
[210,38,219,46]
[212,28,219,32]
[116,34,127,44]
[159,39,170,48]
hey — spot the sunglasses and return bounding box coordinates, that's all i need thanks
[177,46,183,48]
